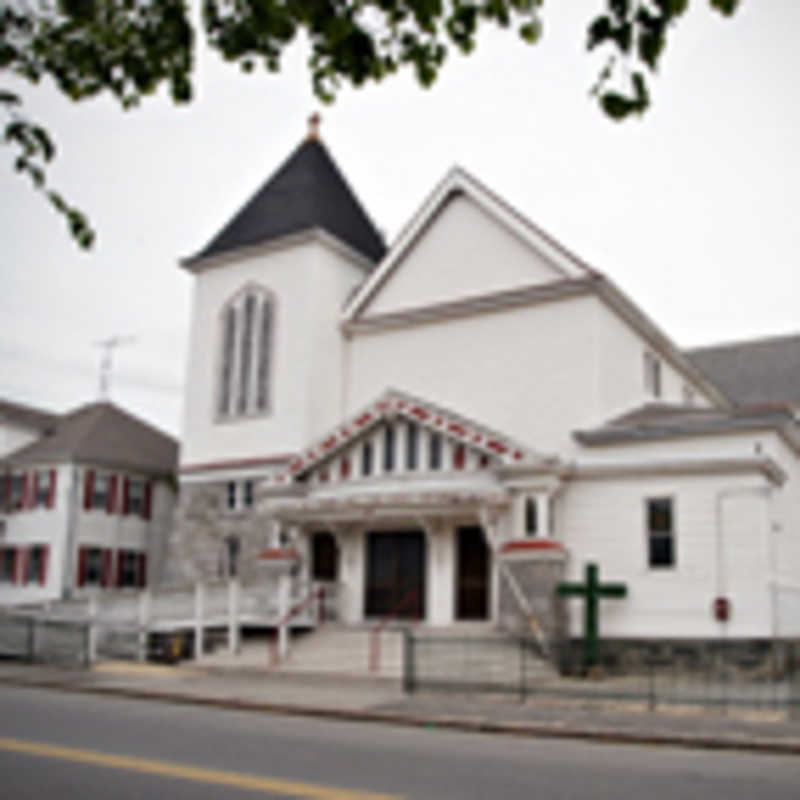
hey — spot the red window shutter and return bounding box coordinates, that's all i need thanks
[77,547,88,587]
[29,472,39,509]
[138,553,147,588]
[100,549,112,588]
[106,474,117,514]
[116,550,125,588]
[39,545,49,586]
[122,478,130,515]
[453,444,466,470]
[83,470,95,510]
[19,473,29,510]
[47,469,57,509]
[143,481,152,520]
[19,547,29,586]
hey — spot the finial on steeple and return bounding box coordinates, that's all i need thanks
[307,112,321,140]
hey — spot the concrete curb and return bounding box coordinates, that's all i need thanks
[5,675,800,756]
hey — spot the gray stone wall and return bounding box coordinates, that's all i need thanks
[557,637,800,679]
[161,481,273,585]
[498,557,567,647]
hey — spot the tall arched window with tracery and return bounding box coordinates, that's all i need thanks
[217,287,274,419]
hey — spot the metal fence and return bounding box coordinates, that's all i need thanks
[0,616,89,666]
[403,634,800,713]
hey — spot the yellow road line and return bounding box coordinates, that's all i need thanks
[0,736,402,800]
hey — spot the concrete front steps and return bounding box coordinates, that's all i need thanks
[276,625,404,679]
[274,623,555,683]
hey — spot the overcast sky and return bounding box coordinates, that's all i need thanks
[1,1,797,438]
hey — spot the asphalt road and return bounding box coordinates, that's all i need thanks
[0,685,796,799]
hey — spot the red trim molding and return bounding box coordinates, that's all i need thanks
[181,454,294,474]
[257,547,299,561]
[500,539,566,554]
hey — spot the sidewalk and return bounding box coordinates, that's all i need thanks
[2,659,799,755]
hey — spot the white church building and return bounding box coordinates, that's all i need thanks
[169,118,800,664]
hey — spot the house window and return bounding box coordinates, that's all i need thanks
[10,474,24,510]
[647,497,674,568]
[406,422,418,471]
[383,426,395,472]
[453,443,466,470]
[27,546,44,583]
[525,497,538,536]
[429,433,442,470]
[243,480,254,508]
[226,481,237,510]
[34,470,51,507]
[361,441,373,476]
[218,288,274,420]
[85,548,104,585]
[128,480,145,515]
[644,351,662,397]
[119,551,139,588]
[92,475,110,510]
[226,536,240,578]
[0,549,14,582]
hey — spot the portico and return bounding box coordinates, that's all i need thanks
[259,389,566,629]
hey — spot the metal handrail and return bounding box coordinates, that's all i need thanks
[269,586,326,666]
[369,587,422,673]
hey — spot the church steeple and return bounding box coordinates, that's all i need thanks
[185,119,386,266]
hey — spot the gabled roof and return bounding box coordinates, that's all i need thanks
[340,166,730,409]
[0,398,59,433]
[185,136,386,266]
[343,166,596,321]
[686,333,800,408]
[574,403,800,453]
[2,401,178,475]
[266,389,557,487]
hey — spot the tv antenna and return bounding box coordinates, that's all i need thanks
[94,335,136,400]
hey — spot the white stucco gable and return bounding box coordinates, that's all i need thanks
[344,167,594,321]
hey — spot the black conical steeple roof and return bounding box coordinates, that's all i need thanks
[187,136,386,265]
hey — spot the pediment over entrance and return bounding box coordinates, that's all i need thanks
[263,389,555,491]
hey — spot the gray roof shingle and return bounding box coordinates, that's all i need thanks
[575,403,800,451]
[186,137,386,265]
[0,398,59,433]
[686,333,800,408]
[2,402,177,475]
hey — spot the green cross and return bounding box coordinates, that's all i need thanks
[557,562,627,671]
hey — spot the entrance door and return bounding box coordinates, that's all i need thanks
[456,526,489,620]
[365,531,426,618]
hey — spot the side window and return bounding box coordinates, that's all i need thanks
[217,288,275,420]
[429,433,442,470]
[361,441,373,476]
[644,351,662,398]
[406,422,418,471]
[383,426,395,473]
[525,497,538,537]
[647,497,675,568]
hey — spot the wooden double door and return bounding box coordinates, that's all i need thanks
[364,531,426,619]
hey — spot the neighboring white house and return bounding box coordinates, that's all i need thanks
[0,401,178,605]
[167,119,800,662]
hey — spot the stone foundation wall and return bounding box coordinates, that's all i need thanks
[557,637,800,679]
[498,557,567,645]
[161,481,274,586]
